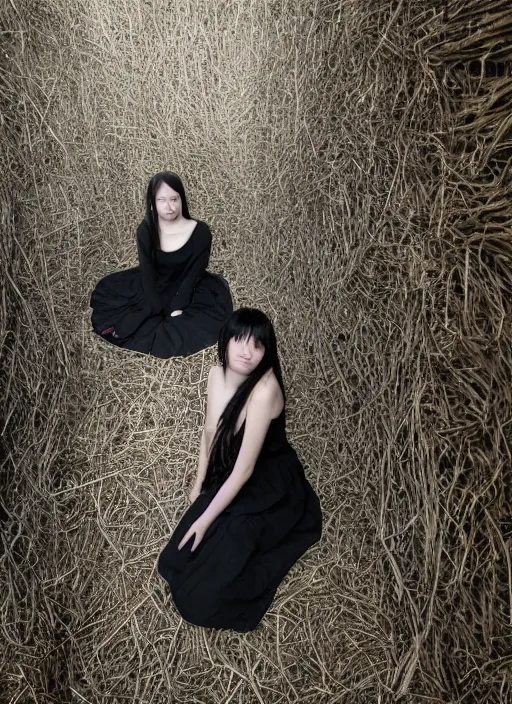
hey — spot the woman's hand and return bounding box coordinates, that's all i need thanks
[178,514,210,552]
[189,482,201,504]
[170,310,183,317]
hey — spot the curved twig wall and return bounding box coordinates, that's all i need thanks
[1,0,510,701]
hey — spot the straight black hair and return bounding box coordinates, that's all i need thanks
[202,308,285,492]
[144,171,191,250]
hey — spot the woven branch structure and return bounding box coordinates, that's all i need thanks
[0,0,510,702]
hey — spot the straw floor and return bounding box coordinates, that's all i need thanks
[1,0,511,702]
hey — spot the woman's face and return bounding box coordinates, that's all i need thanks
[154,182,182,222]
[227,335,265,375]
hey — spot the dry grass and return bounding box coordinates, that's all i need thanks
[1,0,511,702]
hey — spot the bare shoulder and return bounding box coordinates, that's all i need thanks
[249,371,283,415]
[207,365,223,390]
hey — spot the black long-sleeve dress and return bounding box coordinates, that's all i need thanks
[90,219,233,358]
[157,409,322,632]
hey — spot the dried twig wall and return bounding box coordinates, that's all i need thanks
[1,0,510,702]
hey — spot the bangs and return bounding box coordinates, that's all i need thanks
[229,309,272,348]
[233,323,269,348]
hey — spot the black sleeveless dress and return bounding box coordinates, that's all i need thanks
[157,410,322,632]
[90,219,233,358]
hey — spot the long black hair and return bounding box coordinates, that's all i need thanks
[144,171,191,250]
[201,308,285,492]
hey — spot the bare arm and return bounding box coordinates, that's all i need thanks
[190,429,209,499]
[189,367,217,500]
[179,373,283,551]
[198,381,279,523]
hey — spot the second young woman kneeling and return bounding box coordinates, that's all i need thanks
[158,308,322,632]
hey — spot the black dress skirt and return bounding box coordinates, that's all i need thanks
[157,410,322,632]
[90,219,233,358]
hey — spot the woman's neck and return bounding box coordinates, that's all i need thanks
[158,215,188,235]
[223,367,247,391]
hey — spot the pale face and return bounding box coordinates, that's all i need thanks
[226,335,265,375]
[155,182,182,222]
